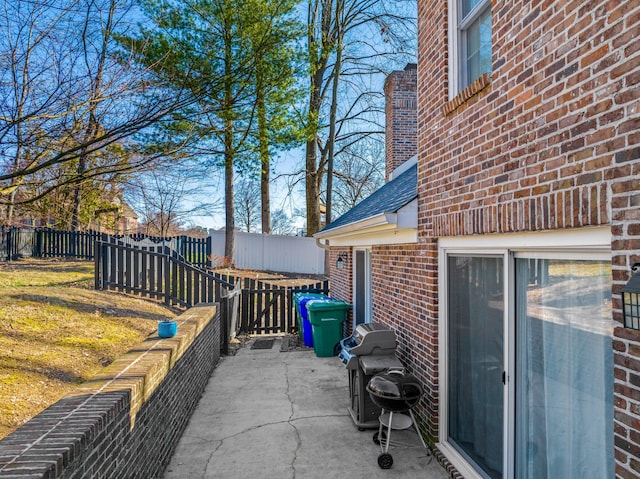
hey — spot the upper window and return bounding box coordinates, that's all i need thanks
[448,0,492,98]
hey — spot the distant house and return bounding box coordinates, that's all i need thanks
[115,198,139,234]
[317,3,640,478]
[92,196,139,234]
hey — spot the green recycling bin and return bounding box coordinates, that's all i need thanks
[306,300,350,357]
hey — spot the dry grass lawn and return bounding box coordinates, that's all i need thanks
[0,259,178,440]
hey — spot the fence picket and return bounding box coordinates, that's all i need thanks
[279,285,287,332]
[241,278,249,332]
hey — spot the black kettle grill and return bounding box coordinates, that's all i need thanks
[366,370,422,411]
[366,370,428,469]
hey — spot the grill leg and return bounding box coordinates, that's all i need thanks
[408,409,428,451]
[377,409,385,452]
[384,411,393,454]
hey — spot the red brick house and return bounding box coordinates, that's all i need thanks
[316,2,640,478]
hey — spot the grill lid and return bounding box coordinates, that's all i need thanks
[366,370,422,402]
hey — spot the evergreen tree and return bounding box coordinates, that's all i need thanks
[130,0,302,261]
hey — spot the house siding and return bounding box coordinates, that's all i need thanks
[415,1,640,477]
[327,1,639,476]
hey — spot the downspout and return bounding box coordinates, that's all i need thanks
[315,238,330,250]
[316,238,330,275]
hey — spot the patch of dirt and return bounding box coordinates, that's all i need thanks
[209,267,326,287]
[280,333,313,352]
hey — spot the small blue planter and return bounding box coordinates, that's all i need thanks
[158,320,177,338]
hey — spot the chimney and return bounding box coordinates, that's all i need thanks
[384,63,417,182]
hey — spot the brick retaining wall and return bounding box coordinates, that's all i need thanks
[0,303,220,479]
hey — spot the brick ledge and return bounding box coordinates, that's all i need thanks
[0,303,220,479]
[442,72,491,115]
[71,303,217,427]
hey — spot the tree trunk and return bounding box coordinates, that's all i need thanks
[326,0,343,226]
[223,13,235,263]
[305,70,321,235]
[257,62,271,234]
[305,0,335,236]
[305,140,320,236]
[224,134,235,262]
[70,156,86,231]
[71,0,116,232]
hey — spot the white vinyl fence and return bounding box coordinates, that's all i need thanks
[209,230,326,275]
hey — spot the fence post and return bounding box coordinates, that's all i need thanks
[164,247,171,306]
[206,235,212,269]
[0,226,7,261]
[5,227,10,261]
[94,241,102,290]
[34,229,41,258]
[220,293,229,356]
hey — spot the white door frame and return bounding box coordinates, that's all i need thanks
[352,247,372,329]
[437,227,611,479]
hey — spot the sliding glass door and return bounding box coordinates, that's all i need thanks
[447,256,504,479]
[515,258,613,478]
[443,248,613,479]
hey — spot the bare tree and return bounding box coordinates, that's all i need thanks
[331,137,384,217]
[0,0,191,225]
[270,208,296,235]
[234,176,261,233]
[125,163,217,237]
[303,0,416,234]
[16,141,129,230]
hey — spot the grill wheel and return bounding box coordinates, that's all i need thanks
[377,453,393,469]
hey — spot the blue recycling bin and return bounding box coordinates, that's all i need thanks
[293,293,332,347]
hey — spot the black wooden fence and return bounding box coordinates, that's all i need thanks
[94,241,238,353]
[240,278,330,334]
[94,240,331,338]
[0,227,211,268]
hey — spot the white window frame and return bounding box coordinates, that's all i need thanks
[437,227,611,479]
[352,247,372,329]
[447,0,491,100]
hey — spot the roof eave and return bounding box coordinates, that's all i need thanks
[315,212,391,239]
[314,199,418,246]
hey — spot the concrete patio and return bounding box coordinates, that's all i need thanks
[163,336,450,479]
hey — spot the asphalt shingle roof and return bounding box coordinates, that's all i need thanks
[320,162,417,233]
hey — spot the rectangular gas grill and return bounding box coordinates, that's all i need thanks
[338,323,403,429]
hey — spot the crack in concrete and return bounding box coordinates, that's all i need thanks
[191,413,348,478]
[285,359,300,479]
[201,439,223,479]
[177,345,350,479]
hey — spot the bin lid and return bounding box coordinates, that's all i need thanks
[293,292,328,302]
[298,296,333,320]
[299,296,332,307]
[306,299,350,311]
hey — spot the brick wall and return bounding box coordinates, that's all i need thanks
[0,304,220,479]
[326,2,639,476]
[329,248,352,303]
[414,0,640,477]
[384,63,418,181]
[328,248,353,335]
[370,242,439,440]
